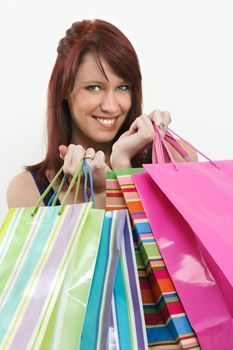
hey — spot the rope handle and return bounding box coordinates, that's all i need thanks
[31,159,95,216]
[152,123,219,169]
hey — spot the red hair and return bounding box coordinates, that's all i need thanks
[27,19,144,179]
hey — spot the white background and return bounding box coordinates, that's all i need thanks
[0,0,233,224]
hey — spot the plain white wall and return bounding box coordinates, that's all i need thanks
[1,0,233,224]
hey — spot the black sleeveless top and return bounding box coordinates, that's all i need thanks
[30,168,61,206]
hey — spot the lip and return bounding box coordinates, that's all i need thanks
[92,115,119,119]
[92,116,118,128]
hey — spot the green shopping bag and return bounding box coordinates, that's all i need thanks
[0,163,104,349]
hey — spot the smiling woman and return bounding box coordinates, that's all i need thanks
[68,52,132,151]
[7,19,196,209]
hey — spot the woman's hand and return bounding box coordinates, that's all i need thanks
[147,109,172,137]
[59,144,110,194]
[110,109,172,169]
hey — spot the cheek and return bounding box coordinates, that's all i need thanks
[74,94,100,114]
[122,94,132,113]
[69,94,91,117]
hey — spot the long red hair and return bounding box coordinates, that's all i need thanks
[27,19,144,179]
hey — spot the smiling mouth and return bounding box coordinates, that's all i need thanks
[92,116,118,127]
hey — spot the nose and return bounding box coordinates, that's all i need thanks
[100,90,119,115]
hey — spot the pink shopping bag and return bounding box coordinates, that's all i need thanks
[132,127,233,350]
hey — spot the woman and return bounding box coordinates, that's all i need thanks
[7,19,197,209]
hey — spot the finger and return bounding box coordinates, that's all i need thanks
[129,114,154,140]
[148,109,172,137]
[84,147,95,166]
[141,114,155,132]
[59,145,68,159]
[148,109,163,126]
[128,114,146,135]
[91,151,109,192]
[117,129,133,141]
[95,151,111,172]
[63,144,85,175]
[91,150,107,171]
[161,111,172,128]
[62,144,75,174]
[158,111,172,138]
[71,145,86,170]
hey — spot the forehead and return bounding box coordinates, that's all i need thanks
[76,52,123,82]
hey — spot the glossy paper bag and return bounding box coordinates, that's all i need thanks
[108,168,200,349]
[133,160,233,350]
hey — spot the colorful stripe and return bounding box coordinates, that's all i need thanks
[106,170,200,349]
[80,211,117,349]
[81,210,148,349]
[49,208,104,350]
[0,203,96,350]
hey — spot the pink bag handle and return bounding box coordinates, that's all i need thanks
[152,125,179,170]
[152,124,219,169]
[164,132,193,162]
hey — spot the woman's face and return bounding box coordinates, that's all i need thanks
[68,52,132,149]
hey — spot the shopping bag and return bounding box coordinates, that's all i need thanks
[0,203,103,349]
[0,164,104,349]
[132,126,233,349]
[106,170,200,349]
[80,209,148,350]
[0,161,147,350]
[80,160,148,349]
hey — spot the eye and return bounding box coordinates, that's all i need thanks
[86,85,101,92]
[116,84,130,92]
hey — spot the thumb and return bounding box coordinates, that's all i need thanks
[59,145,68,159]
[117,129,134,141]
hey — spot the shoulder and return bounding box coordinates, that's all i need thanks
[165,139,198,162]
[7,171,42,209]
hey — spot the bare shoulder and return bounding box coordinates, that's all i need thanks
[166,139,198,162]
[7,171,42,209]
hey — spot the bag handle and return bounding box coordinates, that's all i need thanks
[164,132,193,162]
[47,174,69,206]
[152,123,219,169]
[48,160,95,207]
[31,160,95,217]
[83,160,95,206]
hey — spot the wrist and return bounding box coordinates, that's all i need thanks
[111,155,132,170]
[111,144,133,169]
[92,191,106,209]
[110,151,132,170]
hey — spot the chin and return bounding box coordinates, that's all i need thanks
[93,137,115,145]
[92,131,119,144]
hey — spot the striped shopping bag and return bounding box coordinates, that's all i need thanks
[0,161,106,350]
[0,205,147,350]
[80,209,148,350]
[0,202,103,350]
[106,169,200,350]
[0,161,148,349]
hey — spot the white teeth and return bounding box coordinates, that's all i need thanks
[96,117,116,125]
